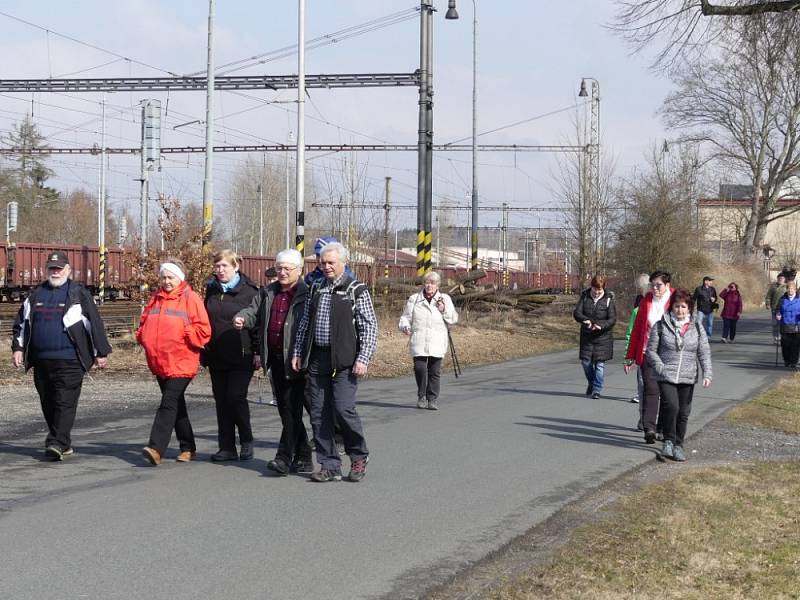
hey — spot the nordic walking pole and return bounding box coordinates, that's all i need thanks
[447,327,462,378]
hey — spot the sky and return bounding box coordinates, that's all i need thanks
[0,0,674,237]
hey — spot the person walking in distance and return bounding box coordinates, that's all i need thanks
[11,251,112,461]
[646,288,712,462]
[291,242,377,482]
[764,273,786,343]
[398,271,458,410]
[776,281,800,369]
[234,249,314,476]
[624,270,674,444]
[203,250,259,462]
[573,274,616,400]
[719,282,743,343]
[137,259,211,465]
[692,276,718,338]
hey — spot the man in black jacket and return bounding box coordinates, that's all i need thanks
[692,276,718,337]
[11,251,112,461]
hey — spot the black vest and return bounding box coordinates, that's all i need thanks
[307,276,366,371]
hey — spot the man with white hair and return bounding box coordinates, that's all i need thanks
[234,248,313,475]
[11,250,112,461]
[291,242,377,482]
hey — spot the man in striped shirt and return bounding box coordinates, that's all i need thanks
[291,242,377,483]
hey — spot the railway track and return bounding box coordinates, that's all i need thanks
[0,300,142,339]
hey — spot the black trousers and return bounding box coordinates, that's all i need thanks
[781,331,800,366]
[641,362,661,434]
[33,359,84,449]
[268,352,312,463]
[413,356,442,402]
[722,318,738,341]
[147,377,195,455]
[209,368,254,451]
[658,382,694,446]
[306,348,368,471]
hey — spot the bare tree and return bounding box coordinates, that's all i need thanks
[662,13,800,255]
[612,1,800,69]
[613,145,710,282]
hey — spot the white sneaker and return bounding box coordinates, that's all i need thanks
[630,396,639,404]
[721,337,729,343]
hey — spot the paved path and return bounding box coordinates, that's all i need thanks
[0,313,784,599]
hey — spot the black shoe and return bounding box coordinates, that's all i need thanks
[644,431,657,444]
[310,468,342,482]
[348,457,368,482]
[239,443,254,461]
[591,392,600,399]
[267,457,290,476]
[45,446,64,461]
[61,447,74,457]
[290,458,314,474]
[211,449,238,462]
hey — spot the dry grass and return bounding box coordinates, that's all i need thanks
[488,461,800,599]
[725,372,800,434]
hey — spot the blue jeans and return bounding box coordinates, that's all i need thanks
[698,311,714,337]
[581,359,605,394]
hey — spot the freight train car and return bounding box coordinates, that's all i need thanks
[1,243,577,301]
[0,243,132,301]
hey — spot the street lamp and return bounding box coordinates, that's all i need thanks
[578,77,600,275]
[445,0,459,19]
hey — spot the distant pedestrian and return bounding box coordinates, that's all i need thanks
[304,236,354,287]
[11,251,112,461]
[573,274,616,400]
[776,281,800,369]
[265,266,279,285]
[399,271,459,410]
[764,273,786,343]
[719,282,743,343]
[692,276,718,337]
[625,270,674,444]
[203,250,259,462]
[291,242,376,482]
[646,288,712,462]
[234,249,313,476]
[137,259,211,465]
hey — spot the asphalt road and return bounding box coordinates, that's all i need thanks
[0,313,784,599]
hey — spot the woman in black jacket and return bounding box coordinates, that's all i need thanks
[573,274,617,399]
[203,249,259,462]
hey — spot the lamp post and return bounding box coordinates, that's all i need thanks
[578,77,600,275]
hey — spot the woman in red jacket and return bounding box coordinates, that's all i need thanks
[136,259,211,465]
[719,281,743,343]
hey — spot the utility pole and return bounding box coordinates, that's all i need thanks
[417,0,433,277]
[470,0,479,271]
[383,176,391,262]
[286,131,294,248]
[139,99,161,277]
[202,0,215,250]
[258,183,264,255]
[97,95,106,303]
[295,0,306,254]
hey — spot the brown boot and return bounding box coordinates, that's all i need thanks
[176,451,195,463]
[142,446,161,466]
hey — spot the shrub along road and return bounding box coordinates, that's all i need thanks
[0,313,782,599]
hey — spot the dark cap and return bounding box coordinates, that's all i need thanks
[46,251,70,269]
[702,275,714,282]
[265,266,278,278]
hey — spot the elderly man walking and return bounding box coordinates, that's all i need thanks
[291,242,377,482]
[11,251,112,461]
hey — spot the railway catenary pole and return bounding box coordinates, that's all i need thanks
[202,0,215,250]
[97,95,106,304]
[416,0,432,278]
[295,0,306,254]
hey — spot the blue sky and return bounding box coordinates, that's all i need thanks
[0,1,673,233]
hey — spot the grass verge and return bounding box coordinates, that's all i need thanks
[725,372,800,434]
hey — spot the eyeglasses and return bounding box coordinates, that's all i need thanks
[651,282,666,288]
[275,265,296,272]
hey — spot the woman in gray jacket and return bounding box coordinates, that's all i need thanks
[646,288,712,462]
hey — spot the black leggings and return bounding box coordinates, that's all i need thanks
[658,382,694,446]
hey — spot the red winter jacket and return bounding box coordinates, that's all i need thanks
[625,289,674,366]
[719,288,743,320]
[136,281,211,379]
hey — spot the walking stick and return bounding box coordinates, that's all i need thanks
[775,335,780,367]
[447,327,462,378]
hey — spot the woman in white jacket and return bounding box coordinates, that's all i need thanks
[399,271,458,410]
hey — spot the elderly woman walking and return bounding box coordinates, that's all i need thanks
[719,281,743,343]
[399,271,458,410]
[203,249,259,462]
[776,281,800,368]
[573,274,616,399]
[646,288,712,462]
[137,259,211,465]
